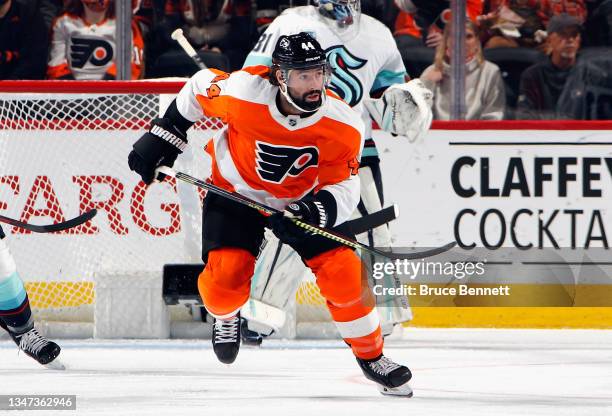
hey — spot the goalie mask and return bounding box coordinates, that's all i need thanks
[272,33,332,113]
[314,0,361,41]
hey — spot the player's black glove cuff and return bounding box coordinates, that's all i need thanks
[128,118,188,185]
[285,197,328,228]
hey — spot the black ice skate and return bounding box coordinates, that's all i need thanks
[240,318,263,346]
[212,313,241,364]
[357,355,413,397]
[4,323,62,368]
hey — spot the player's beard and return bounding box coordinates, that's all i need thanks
[289,89,323,112]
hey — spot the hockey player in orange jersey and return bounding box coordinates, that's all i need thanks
[128,33,412,396]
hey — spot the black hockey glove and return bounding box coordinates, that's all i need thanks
[269,194,333,244]
[128,117,188,185]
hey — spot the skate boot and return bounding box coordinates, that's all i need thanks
[240,318,263,346]
[212,313,241,364]
[5,323,61,366]
[357,355,413,397]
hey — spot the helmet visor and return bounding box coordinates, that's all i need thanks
[279,64,333,112]
[281,64,332,91]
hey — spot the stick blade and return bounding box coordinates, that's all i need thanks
[40,209,98,233]
[0,209,98,233]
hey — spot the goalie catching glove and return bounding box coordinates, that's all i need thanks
[268,193,332,244]
[128,117,188,184]
[364,79,433,143]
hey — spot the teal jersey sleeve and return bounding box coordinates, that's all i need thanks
[242,17,286,69]
[371,69,407,93]
[243,53,273,68]
[370,29,407,94]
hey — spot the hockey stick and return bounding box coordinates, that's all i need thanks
[156,167,456,260]
[0,209,97,233]
[346,204,398,235]
[171,28,208,70]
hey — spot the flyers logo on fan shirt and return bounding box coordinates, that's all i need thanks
[70,37,114,68]
[255,142,319,183]
[47,14,145,80]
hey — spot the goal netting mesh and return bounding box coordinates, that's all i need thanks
[0,81,329,337]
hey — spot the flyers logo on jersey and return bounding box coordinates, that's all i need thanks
[255,141,319,183]
[70,37,113,68]
[206,73,229,98]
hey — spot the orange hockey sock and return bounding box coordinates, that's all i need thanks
[306,247,383,359]
[198,247,255,319]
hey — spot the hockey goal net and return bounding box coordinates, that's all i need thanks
[0,80,330,338]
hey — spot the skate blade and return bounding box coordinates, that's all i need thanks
[44,359,66,371]
[377,383,413,397]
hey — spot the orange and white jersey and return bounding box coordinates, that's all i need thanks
[175,66,365,226]
[47,13,144,80]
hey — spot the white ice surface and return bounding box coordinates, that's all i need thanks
[1,328,611,416]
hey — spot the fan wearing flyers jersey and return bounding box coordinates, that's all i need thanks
[47,0,146,80]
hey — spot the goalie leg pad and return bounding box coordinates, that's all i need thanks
[306,247,383,360]
[198,248,255,319]
[356,166,413,331]
[251,231,309,310]
[357,165,391,247]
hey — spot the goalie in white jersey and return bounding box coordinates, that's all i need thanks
[241,0,434,341]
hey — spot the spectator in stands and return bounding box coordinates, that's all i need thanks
[151,0,254,73]
[362,0,396,29]
[0,0,49,79]
[394,0,483,48]
[516,14,582,119]
[392,1,484,78]
[556,46,612,119]
[47,0,146,80]
[583,0,612,46]
[37,0,63,31]
[252,0,283,33]
[420,19,506,120]
[478,0,586,50]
